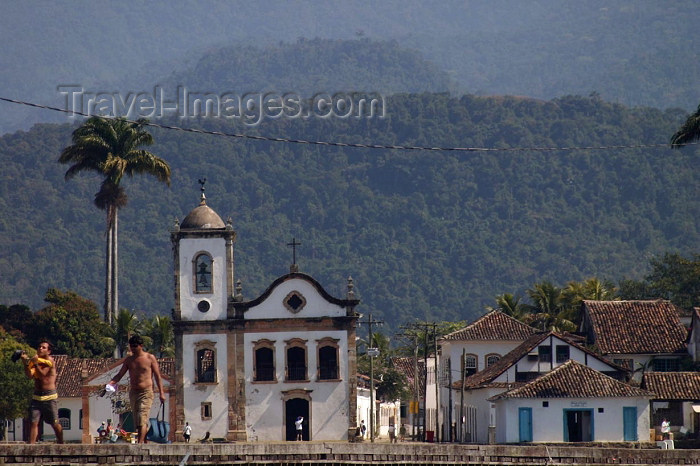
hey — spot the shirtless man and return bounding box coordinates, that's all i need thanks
[108,335,166,443]
[22,340,64,443]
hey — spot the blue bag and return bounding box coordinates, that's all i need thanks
[146,402,170,443]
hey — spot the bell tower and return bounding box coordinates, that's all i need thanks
[171,181,235,321]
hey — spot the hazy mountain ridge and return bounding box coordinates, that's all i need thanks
[1,1,698,135]
[1,92,697,330]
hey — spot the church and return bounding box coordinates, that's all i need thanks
[170,188,360,441]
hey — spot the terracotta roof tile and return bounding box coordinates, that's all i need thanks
[55,356,175,398]
[582,300,687,355]
[392,356,425,397]
[459,332,550,389]
[441,310,538,341]
[457,331,628,390]
[641,372,700,400]
[489,360,654,400]
[54,356,117,397]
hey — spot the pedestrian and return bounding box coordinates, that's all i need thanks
[661,418,671,440]
[399,424,407,442]
[183,422,192,443]
[360,420,366,438]
[21,340,64,443]
[108,335,166,444]
[295,416,303,441]
[388,424,397,443]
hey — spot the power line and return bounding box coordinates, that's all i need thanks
[0,95,694,153]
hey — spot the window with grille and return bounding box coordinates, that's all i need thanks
[318,345,339,380]
[464,354,478,377]
[555,345,570,363]
[197,348,217,383]
[485,354,501,368]
[58,408,71,430]
[255,346,275,381]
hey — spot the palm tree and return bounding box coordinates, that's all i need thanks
[144,315,175,358]
[560,278,617,327]
[489,293,527,319]
[524,281,576,332]
[58,117,171,324]
[113,308,142,357]
[671,103,700,147]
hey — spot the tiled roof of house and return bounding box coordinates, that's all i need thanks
[391,356,425,397]
[455,331,627,390]
[54,355,117,397]
[582,300,687,355]
[55,355,175,398]
[441,310,537,341]
[641,372,700,401]
[489,360,654,400]
[458,332,550,390]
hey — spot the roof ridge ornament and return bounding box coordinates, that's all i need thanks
[198,177,207,205]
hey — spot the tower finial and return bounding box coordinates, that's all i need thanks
[198,177,207,204]
[287,237,301,273]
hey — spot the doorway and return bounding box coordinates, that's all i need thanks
[285,398,310,441]
[563,409,593,442]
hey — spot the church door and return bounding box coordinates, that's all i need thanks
[285,398,310,441]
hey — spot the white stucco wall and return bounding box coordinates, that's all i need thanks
[86,366,171,443]
[55,398,82,442]
[244,278,347,319]
[178,237,228,321]
[495,397,651,443]
[442,340,524,375]
[244,329,349,441]
[181,332,229,439]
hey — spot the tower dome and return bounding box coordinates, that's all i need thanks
[180,195,225,229]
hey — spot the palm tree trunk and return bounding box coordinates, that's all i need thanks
[112,209,118,323]
[105,218,113,325]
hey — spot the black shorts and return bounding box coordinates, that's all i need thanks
[30,390,59,425]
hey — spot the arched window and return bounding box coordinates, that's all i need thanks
[464,354,478,377]
[195,340,217,383]
[317,338,340,380]
[253,339,276,382]
[486,353,501,368]
[193,252,213,294]
[285,338,308,382]
[58,408,71,430]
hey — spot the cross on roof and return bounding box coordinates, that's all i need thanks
[287,237,301,268]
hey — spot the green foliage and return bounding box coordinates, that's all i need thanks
[619,253,700,309]
[31,289,113,357]
[0,328,33,422]
[112,308,142,358]
[142,315,175,358]
[0,92,699,333]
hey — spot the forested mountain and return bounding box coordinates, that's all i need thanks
[1,1,698,135]
[1,92,698,330]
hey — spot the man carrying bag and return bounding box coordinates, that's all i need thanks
[147,402,170,444]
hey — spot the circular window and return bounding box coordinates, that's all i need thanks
[197,300,211,313]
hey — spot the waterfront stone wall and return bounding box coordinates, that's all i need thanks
[0,442,699,465]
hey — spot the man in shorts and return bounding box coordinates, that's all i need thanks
[108,335,166,443]
[22,340,63,443]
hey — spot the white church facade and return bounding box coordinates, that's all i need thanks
[171,191,360,441]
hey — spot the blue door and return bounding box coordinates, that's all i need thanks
[519,408,533,442]
[623,407,637,441]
